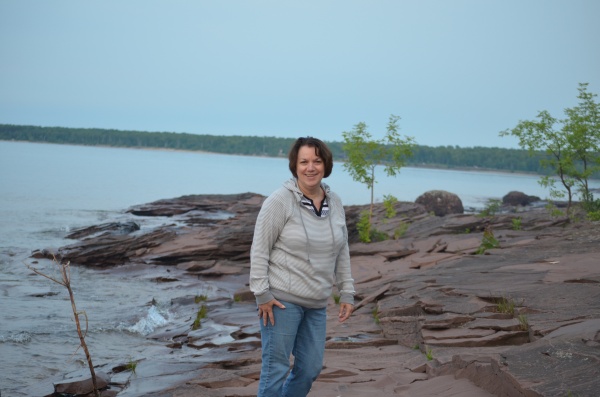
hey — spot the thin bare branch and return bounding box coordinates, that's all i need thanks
[24,254,100,397]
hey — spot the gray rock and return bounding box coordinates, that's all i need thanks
[54,371,109,395]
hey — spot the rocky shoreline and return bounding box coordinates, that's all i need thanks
[31,193,600,396]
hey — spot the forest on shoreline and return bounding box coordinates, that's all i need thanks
[0,123,547,175]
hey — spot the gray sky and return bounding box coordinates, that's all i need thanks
[1,0,599,148]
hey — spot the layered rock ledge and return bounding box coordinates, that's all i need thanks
[33,193,600,396]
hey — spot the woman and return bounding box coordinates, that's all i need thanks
[250,136,355,397]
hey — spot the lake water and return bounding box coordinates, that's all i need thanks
[1,140,575,249]
[1,140,597,395]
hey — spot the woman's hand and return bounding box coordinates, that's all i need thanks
[258,299,286,326]
[338,302,353,322]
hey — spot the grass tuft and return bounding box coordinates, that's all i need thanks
[518,314,529,331]
[194,294,208,304]
[192,305,208,330]
[425,346,433,361]
[511,217,522,230]
[496,296,516,315]
[126,359,137,374]
[372,308,380,324]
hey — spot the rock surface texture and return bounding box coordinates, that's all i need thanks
[415,190,464,216]
[34,194,600,397]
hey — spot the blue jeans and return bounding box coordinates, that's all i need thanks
[257,300,327,397]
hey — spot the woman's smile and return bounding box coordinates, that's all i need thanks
[296,146,325,193]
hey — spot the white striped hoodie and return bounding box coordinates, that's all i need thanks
[250,178,355,308]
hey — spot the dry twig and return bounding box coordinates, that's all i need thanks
[26,255,100,397]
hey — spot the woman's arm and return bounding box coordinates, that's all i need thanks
[249,191,289,305]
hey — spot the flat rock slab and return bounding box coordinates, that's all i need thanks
[37,196,600,397]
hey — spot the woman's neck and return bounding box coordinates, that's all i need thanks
[298,182,323,202]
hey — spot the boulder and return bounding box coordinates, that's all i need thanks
[415,190,464,216]
[502,191,540,206]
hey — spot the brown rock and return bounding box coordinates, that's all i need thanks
[502,190,540,206]
[50,193,263,267]
[40,195,600,397]
[421,313,475,329]
[415,190,464,217]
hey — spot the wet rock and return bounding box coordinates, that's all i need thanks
[46,193,264,267]
[54,370,110,395]
[66,221,140,239]
[57,227,176,267]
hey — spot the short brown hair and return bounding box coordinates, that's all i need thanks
[288,137,334,178]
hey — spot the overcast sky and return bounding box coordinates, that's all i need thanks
[1,1,599,148]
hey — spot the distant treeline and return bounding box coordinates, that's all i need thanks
[0,124,548,174]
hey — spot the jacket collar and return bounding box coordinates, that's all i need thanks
[283,178,330,201]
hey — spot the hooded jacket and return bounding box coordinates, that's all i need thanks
[250,178,355,309]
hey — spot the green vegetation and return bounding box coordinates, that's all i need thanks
[475,228,500,255]
[496,296,518,316]
[425,346,434,361]
[332,293,341,304]
[479,198,502,217]
[357,210,372,243]
[500,83,600,217]
[493,296,530,332]
[370,230,389,243]
[410,145,547,173]
[126,358,138,374]
[518,314,529,331]
[0,124,298,157]
[192,305,208,330]
[357,210,390,243]
[342,115,415,225]
[383,194,398,218]
[546,203,565,218]
[1,124,560,175]
[372,308,380,324]
[194,294,208,304]
[511,217,522,231]
[587,209,600,221]
[394,222,409,239]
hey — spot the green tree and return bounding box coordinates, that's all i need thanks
[342,114,415,222]
[500,83,600,215]
[563,83,600,207]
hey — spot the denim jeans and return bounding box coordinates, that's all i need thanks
[257,300,327,397]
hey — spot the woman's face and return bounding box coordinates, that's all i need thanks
[296,145,325,192]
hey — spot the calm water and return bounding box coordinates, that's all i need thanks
[1,141,596,395]
[0,140,573,248]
